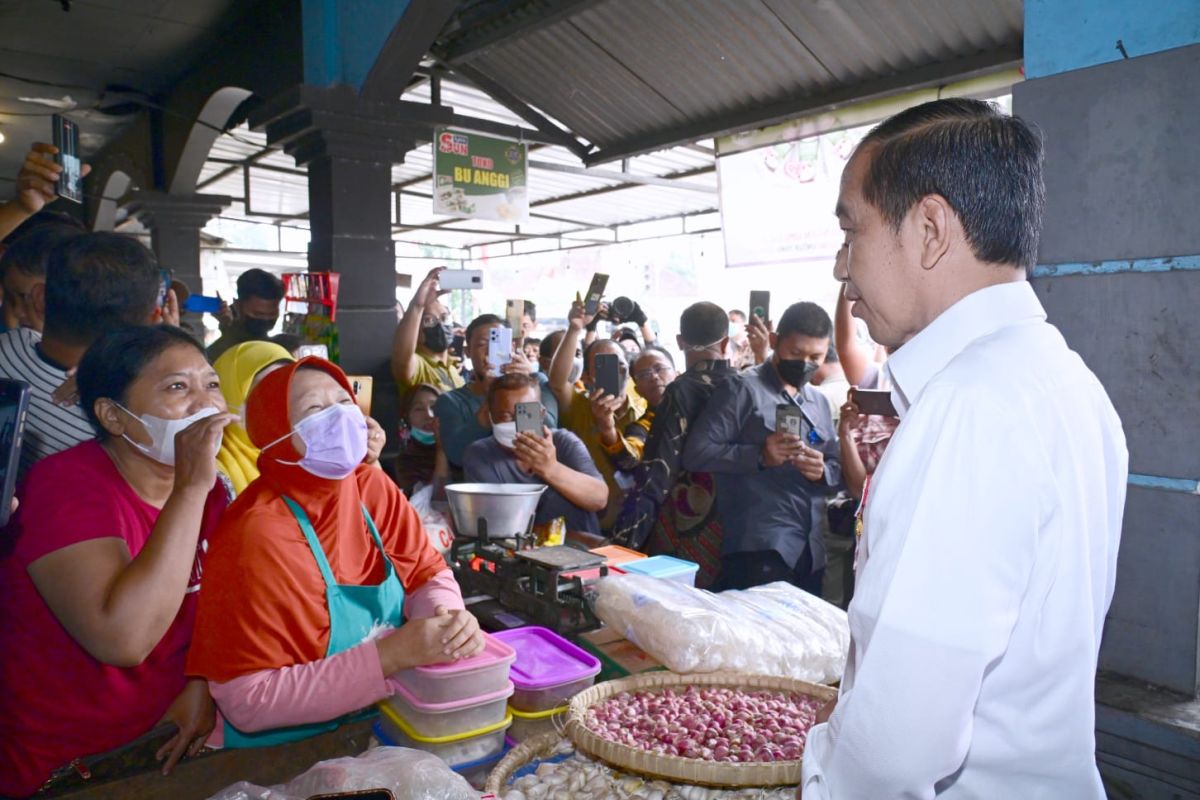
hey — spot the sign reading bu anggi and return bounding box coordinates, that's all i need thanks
[432,128,528,223]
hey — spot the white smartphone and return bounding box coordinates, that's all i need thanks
[487,327,513,373]
[439,269,483,290]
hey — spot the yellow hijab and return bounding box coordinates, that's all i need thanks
[213,341,295,495]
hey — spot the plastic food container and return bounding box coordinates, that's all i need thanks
[589,544,648,568]
[508,703,567,742]
[377,703,511,765]
[452,748,507,790]
[383,680,514,739]
[619,554,700,586]
[393,633,516,704]
[494,626,602,712]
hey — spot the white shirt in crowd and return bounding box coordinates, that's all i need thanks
[802,281,1127,799]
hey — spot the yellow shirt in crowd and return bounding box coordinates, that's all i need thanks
[559,388,647,530]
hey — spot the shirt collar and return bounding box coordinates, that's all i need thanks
[884,281,1046,418]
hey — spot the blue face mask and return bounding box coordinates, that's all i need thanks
[409,427,436,446]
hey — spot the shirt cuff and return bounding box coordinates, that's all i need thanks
[800,721,832,799]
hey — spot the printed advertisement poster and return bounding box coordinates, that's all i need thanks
[718,123,870,269]
[433,128,528,223]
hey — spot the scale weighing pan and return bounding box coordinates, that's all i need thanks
[516,546,605,573]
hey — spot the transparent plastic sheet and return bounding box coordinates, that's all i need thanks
[589,576,849,684]
[205,746,481,800]
[411,484,455,557]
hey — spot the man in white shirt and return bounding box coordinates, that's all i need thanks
[800,98,1127,799]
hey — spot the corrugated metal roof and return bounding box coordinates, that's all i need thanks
[440,0,1022,163]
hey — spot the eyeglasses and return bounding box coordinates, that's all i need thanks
[633,365,676,381]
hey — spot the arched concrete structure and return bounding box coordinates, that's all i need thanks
[169,86,253,195]
[92,170,134,231]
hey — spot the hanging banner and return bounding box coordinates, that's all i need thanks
[433,128,528,223]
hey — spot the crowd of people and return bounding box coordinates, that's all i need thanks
[0,97,1127,800]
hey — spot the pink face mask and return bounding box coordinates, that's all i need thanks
[264,402,368,479]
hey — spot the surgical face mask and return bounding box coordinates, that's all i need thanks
[567,357,584,384]
[266,402,368,480]
[118,404,220,466]
[776,358,820,388]
[423,322,452,353]
[410,427,436,446]
[243,317,276,338]
[492,420,518,449]
[728,322,741,338]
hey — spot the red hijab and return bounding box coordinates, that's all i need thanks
[187,358,446,682]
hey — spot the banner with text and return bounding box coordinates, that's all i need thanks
[433,128,528,223]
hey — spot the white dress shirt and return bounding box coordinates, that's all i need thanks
[801,281,1127,799]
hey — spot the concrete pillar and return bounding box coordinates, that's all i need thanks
[126,191,231,295]
[249,85,452,454]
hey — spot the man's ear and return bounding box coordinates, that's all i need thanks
[30,282,46,318]
[676,334,686,351]
[769,331,779,350]
[914,194,954,271]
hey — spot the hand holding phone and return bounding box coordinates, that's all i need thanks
[487,327,513,374]
[438,269,483,290]
[850,387,898,418]
[514,401,543,436]
[593,352,622,398]
[749,290,770,324]
[52,115,84,204]
[584,273,609,316]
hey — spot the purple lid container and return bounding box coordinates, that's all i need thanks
[493,626,601,690]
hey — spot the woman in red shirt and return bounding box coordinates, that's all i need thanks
[0,325,234,797]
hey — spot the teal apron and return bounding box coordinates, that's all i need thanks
[223,496,406,748]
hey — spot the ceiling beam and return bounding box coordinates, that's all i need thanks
[361,0,460,102]
[434,0,605,66]
[527,159,716,193]
[445,63,592,161]
[196,147,276,190]
[584,45,1023,166]
[531,165,715,208]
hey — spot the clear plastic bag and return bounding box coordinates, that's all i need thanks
[411,485,455,557]
[590,575,849,684]
[205,746,480,800]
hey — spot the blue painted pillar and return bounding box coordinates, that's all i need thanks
[302,0,412,89]
[1015,2,1200,794]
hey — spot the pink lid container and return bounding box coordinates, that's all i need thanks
[393,632,516,705]
[494,626,601,712]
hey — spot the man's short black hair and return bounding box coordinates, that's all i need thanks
[524,337,541,349]
[1,209,86,246]
[44,232,162,346]
[236,268,284,302]
[638,344,676,369]
[78,325,204,437]
[523,300,536,321]
[486,372,539,409]
[824,341,840,364]
[857,97,1045,271]
[583,337,622,372]
[776,302,832,341]
[466,313,503,344]
[0,225,83,279]
[679,301,728,347]
[728,309,746,321]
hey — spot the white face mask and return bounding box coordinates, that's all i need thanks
[492,420,518,449]
[117,404,221,466]
[567,357,584,384]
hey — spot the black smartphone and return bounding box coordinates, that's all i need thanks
[52,114,84,204]
[775,404,802,437]
[584,273,609,316]
[749,290,770,323]
[308,792,395,800]
[0,380,31,527]
[852,387,899,418]
[449,333,466,360]
[594,352,621,398]
[515,401,543,436]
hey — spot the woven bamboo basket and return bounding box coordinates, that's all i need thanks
[484,732,563,795]
[565,671,836,788]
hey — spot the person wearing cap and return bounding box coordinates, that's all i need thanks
[609,303,734,588]
[186,357,483,748]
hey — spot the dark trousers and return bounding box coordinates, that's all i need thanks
[717,548,823,596]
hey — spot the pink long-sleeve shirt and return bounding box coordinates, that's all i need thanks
[210,569,465,733]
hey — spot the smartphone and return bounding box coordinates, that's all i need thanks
[52,114,84,203]
[515,401,543,436]
[182,294,223,313]
[852,387,898,418]
[449,333,466,360]
[775,404,802,437]
[297,343,329,360]
[487,327,513,373]
[749,290,770,323]
[439,269,483,290]
[594,352,621,398]
[584,273,609,316]
[506,298,525,338]
[347,375,374,416]
[0,380,31,527]
[307,792,395,800]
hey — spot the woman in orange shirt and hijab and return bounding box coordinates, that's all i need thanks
[186,357,483,747]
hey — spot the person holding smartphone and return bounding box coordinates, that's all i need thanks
[391,267,465,400]
[683,301,842,595]
[0,326,234,795]
[462,373,607,535]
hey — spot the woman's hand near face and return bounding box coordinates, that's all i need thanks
[173,412,236,491]
[364,416,385,465]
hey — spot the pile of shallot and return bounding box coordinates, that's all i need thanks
[582,686,823,763]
